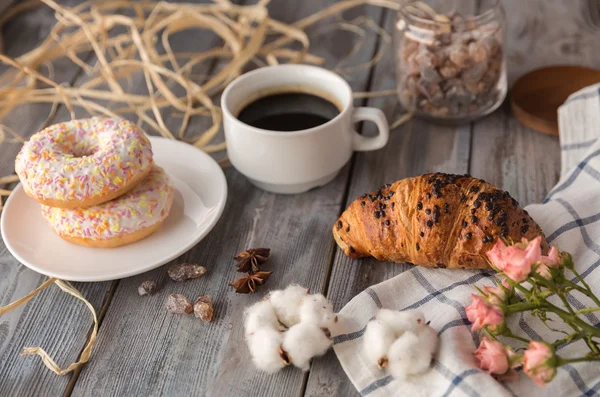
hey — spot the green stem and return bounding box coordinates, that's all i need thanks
[503,278,532,296]
[506,302,538,314]
[559,294,577,317]
[565,279,600,307]
[552,330,587,347]
[586,337,600,355]
[576,307,600,315]
[542,302,600,338]
[557,356,600,365]
[503,332,531,344]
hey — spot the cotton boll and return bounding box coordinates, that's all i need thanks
[363,319,397,368]
[387,331,434,380]
[247,327,287,373]
[419,325,439,356]
[299,293,337,330]
[376,309,426,336]
[282,322,333,371]
[268,284,309,327]
[244,300,281,336]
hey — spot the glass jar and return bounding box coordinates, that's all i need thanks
[394,0,507,123]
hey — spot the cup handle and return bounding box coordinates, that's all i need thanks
[351,107,390,151]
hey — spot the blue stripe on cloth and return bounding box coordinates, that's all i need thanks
[518,313,539,340]
[556,198,600,256]
[580,257,600,279]
[567,293,600,326]
[333,272,492,345]
[358,375,393,396]
[546,211,600,243]
[333,328,368,345]
[583,162,600,181]
[434,361,480,397]
[437,318,471,335]
[543,148,600,203]
[562,365,600,397]
[412,269,481,346]
[542,159,600,204]
[404,272,493,311]
[334,316,470,346]
[518,313,597,396]
[561,139,597,151]
[587,380,600,396]
[366,288,383,308]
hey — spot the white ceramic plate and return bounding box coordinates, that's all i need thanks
[1,137,227,282]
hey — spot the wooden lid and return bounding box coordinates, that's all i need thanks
[511,66,600,135]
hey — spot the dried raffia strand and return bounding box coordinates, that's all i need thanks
[0,278,99,376]
[0,0,424,375]
[353,89,397,98]
[391,112,414,129]
[0,0,410,156]
[0,175,19,184]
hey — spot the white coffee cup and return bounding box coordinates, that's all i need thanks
[221,64,389,194]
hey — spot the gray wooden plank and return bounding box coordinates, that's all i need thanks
[0,1,245,395]
[304,6,473,396]
[0,3,109,397]
[69,1,384,397]
[307,1,600,396]
[470,0,600,206]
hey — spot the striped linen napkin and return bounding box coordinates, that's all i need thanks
[333,83,600,397]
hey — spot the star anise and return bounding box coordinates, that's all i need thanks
[229,271,272,294]
[234,248,270,273]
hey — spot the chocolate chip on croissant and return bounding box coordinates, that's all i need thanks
[332,173,548,269]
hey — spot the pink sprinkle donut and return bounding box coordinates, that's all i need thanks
[15,117,153,209]
[41,165,174,248]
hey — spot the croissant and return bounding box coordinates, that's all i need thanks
[332,173,548,269]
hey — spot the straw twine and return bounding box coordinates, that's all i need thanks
[0,0,415,375]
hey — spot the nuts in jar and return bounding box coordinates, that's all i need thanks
[395,1,507,122]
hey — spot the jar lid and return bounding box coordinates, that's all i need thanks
[511,66,600,135]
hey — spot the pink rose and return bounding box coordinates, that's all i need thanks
[483,285,507,306]
[542,246,561,266]
[537,247,561,279]
[535,263,553,280]
[474,337,509,375]
[486,237,542,282]
[501,278,513,291]
[466,294,504,331]
[523,341,556,387]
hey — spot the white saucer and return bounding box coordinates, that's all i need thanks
[0,137,227,282]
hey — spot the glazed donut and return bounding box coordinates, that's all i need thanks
[41,165,174,248]
[15,117,153,209]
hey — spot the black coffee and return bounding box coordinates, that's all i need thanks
[237,92,340,131]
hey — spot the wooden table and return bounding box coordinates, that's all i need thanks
[0,1,598,396]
